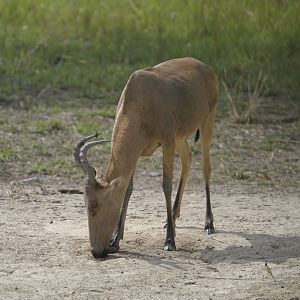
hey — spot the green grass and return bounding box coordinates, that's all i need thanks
[260,137,279,151]
[0,146,20,162]
[260,136,291,151]
[0,0,300,105]
[26,118,65,134]
[31,158,79,177]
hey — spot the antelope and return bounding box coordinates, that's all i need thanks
[73,57,218,258]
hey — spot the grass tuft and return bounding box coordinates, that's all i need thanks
[0,146,20,162]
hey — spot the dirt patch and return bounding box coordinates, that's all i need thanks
[0,178,299,299]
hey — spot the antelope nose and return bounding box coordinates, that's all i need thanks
[91,248,108,258]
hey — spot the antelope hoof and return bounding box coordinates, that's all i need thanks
[164,243,176,251]
[109,240,120,253]
[206,228,215,235]
[107,245,119,254]
[205,223,215,235]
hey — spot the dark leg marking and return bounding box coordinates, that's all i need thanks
[205,184,215,235]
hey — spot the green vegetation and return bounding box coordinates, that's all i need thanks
[231,169,251,180]
[0,1,299,187]
[260,137,279,151]
[0,146,20,162]
[31,158,79,176]
[27,118,64,134]
[0,0,300,104]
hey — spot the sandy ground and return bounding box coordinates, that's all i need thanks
[0,175,299,300]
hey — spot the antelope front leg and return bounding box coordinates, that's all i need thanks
[109,175,134,253]
[162,142,176,251]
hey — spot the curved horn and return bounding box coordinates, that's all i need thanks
[73,132,100,168]
[79,139,111,186]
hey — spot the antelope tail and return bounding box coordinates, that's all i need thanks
[194,128,200,144]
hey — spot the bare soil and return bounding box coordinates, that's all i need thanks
[0,174,299,299]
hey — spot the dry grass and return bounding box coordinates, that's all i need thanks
[222,71,268,124]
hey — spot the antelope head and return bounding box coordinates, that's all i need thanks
[73,133,124,258]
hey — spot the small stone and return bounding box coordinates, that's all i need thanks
[19,177,40,184]
[148,172,161,177]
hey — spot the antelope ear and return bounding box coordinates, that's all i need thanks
[96,173,108,187]
[109,176,124,191]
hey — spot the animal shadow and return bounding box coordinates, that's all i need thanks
[201,231,300,265]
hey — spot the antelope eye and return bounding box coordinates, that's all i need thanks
[91,203,97,209]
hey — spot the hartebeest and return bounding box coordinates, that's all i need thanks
[73,57,218,258]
